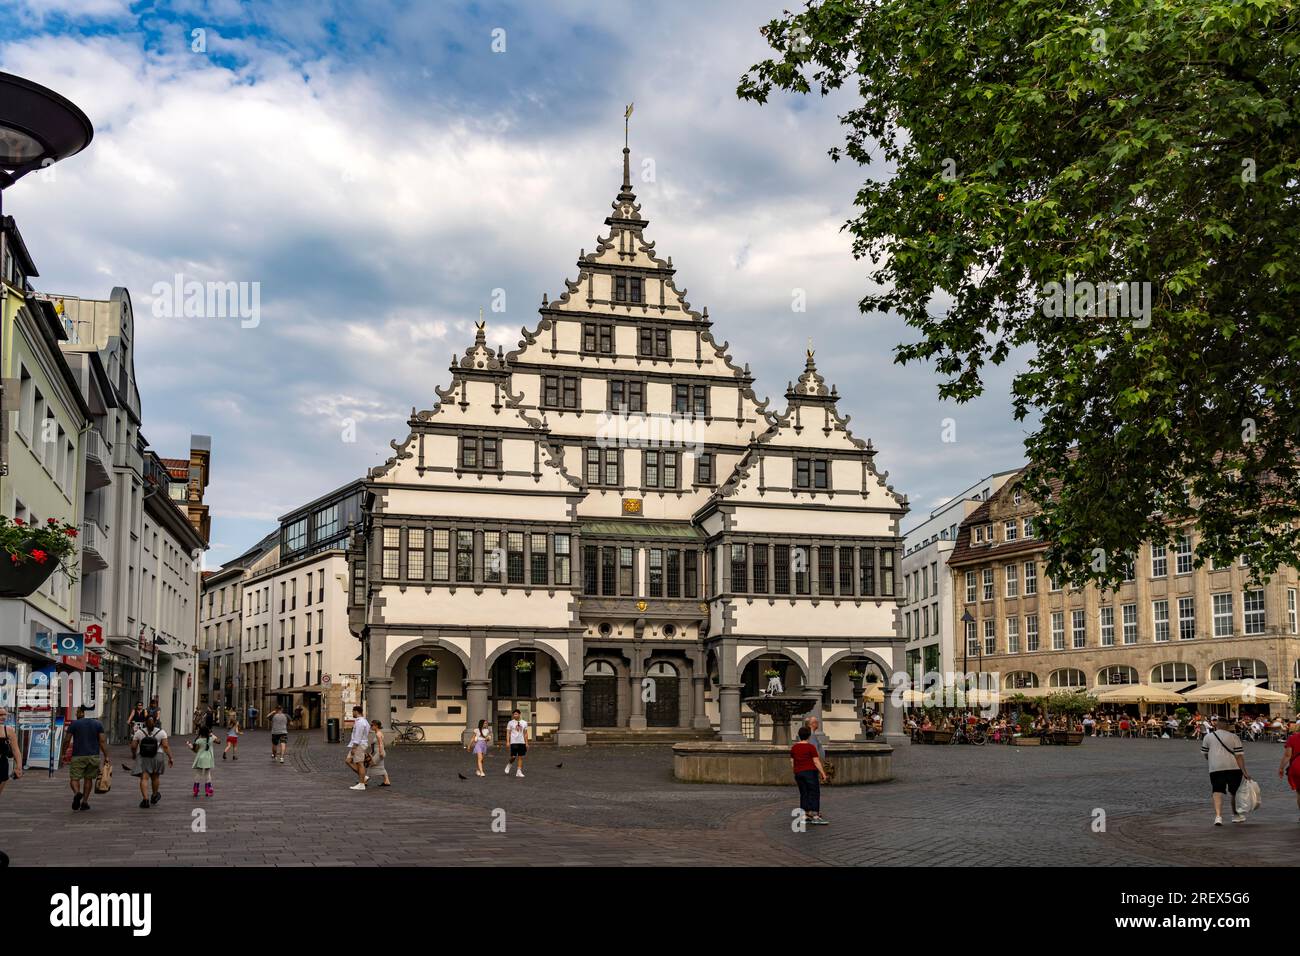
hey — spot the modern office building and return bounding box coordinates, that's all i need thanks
[900,470,1018,686]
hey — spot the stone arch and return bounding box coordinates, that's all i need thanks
[820,647,892,683]
[736,646,810,680]
[484,638,571,680]
[385,635,471,675]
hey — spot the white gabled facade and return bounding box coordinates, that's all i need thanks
[353,145,909,743]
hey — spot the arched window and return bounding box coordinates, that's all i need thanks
[1151,662,1196,685]
[1210,659,1269,681]
[408,655,440,706]
[1048,668,1086,688]
[584,660,616,677]
[1097,665,1138,686]
[647,661,677,678]
[1004,671,1039,689]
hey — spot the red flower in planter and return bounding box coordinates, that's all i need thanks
[46,517,57,525]
[13,518,23,526]
[9,554,18,564]
[65,528,78,537]
[30,550,48,564]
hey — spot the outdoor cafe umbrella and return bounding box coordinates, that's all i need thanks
[1182,680,1290,705]
[861,683,886,704]
[1093,684,1187,705]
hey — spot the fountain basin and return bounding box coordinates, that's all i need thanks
[672,740,893,786]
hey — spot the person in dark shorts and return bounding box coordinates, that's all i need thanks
[791,725,828,826]
[66,706,108,811]
[1200,715,1249,825]
[270,706,289,763]
[504,709,528,778]
[0,705,22,795]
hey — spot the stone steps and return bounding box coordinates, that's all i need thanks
[538,727,719,745]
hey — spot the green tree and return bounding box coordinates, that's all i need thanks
[739,0,1300,586]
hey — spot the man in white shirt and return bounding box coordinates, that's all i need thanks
[345,706,371,790]
[1200,715,1250,825]
[504,709,528,778]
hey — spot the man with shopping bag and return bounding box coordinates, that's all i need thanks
[1200,715,1251,826]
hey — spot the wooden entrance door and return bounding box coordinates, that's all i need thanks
[583,677,618,727]
[582,659,618,727]
[645,661,680,727]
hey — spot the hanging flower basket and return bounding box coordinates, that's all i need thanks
[763,668,781,678]
[0,516,79,598]
[847,670,864,681]
[513,659,534,673]
[419,657,439,670]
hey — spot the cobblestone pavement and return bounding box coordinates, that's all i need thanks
[1,731,1295,866]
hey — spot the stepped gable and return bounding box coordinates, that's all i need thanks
[709,344,908,509]
[367,318,577,488]
[504,145,774,423]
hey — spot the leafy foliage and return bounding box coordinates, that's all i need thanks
[739,0,1300,585]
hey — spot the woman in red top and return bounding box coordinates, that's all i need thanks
[1278,729,1300,821]
[791,725,829,826]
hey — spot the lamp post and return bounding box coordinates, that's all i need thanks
[0,71,93,475]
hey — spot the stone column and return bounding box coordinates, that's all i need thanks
[718,685,743,740]
[691,676,711,730]
[364,631,391,721]
[463,678,490,747]
[627,652,647,730]
[881,645,905,741]
[556,680,587,746]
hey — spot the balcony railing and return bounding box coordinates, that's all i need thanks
[83,430,112,490]
[79,520,109,573]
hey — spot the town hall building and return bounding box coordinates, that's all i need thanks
[348,145,908,744]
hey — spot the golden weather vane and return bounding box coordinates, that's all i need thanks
[624,102,634,148]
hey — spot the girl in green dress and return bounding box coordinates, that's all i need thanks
[190,725,215,798]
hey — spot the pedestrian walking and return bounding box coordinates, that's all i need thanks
[145,697,161,725]
[1279,723,1300,821]
[345,706,371,790]
[269,706,289,764]
[0,706,22,795]
[223,716,241,760]
[1200,715,1249,825]
[468,719,491,776]
[503,709,528,778]
[190,725,215,798]
[131,714,174,809]
[128,701,147,738]
[791,725,828,826]
[64,706,108,812]
[369,720,391,787]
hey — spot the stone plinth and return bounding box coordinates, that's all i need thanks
[672,740,893,786]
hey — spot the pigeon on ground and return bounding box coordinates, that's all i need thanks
[457,772,467,780]
[555,763,563,769]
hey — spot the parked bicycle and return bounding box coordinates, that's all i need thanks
[390,719,425,744]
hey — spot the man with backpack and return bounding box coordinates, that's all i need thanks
[131,714,174,809]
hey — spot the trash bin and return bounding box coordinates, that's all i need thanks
[326,718,340,743]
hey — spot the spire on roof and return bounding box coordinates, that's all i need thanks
[786,339,831,401]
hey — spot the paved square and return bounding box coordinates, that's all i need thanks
[2,731,1295,866]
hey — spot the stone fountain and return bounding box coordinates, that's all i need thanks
[672,692,893,786]
[744,693,818,746]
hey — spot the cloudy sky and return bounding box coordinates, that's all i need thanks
[1,0,1030,566]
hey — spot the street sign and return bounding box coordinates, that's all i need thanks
[54,632,83,656]
[84,624,103,645]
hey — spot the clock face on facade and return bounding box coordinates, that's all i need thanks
[622,497,642,514]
